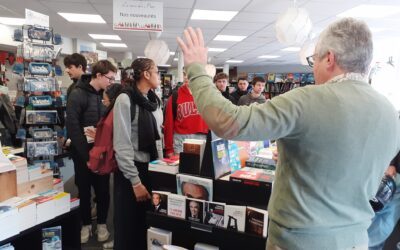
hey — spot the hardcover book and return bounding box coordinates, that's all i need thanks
[176,174,213,201]
[204,201,225,227]
[245,207,268,237]
[42,226,62,250]
[224,205,246,232]
[186,198,204,223]
[167,194,186,219]
[151,191,169,215]
[147,227,172,250]
[230,167,275,187]
[211,138,231,179]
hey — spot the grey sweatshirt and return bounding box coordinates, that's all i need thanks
[186,63,400,250]
[113,93,162,185]
[237,92,266,106]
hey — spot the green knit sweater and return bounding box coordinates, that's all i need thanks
[186,63,400,249]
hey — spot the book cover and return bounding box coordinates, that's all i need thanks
[267,73,275,83]
[176,174,213,201]
[167,194,186,219]
[151,191,169,215]
[245,207,268,237]
[204,201,225,227]
[211,138,231,180]
[42,226,62,250]
[186,198,204,223]
[147,227,172,250]
[183,139,206,170]
[224,205,246,232]
[230,167,275,187]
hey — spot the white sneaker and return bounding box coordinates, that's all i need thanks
[81,225,92,244]
[103,240,114,249]
[97,224,110,242]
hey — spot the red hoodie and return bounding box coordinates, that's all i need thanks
[163,84,209,155]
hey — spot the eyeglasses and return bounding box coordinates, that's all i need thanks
[103,74,115,83]
[306,54,317,68]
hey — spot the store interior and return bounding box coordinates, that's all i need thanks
[0,0,400,250]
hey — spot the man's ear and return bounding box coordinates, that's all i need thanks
[326,51,336,71]
[96,72,102,79]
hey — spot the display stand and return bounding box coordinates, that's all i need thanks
[146,212,266,250]
[0,207,81,250]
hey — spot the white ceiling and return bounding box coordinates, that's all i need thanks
[1,0,400,67]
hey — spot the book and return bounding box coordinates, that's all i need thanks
[30,195,55,224]
[149,159,179,175]
[211,138,231,179]
[224,205,246,232]
[230,167,275,187]
[42,226,62,250]
[204,201,225,227]
[0,243,14,250]
[147,227,172,250]
[151,191,169,215]
[167,194,186,219]
[182,139,206,171]
[245,155,276,170]
[245,207,268,237]
[0,205,19,241]
[176,174,213,201]
[1,197,36,232]
[186,198,204,223]
[70,197,80,209]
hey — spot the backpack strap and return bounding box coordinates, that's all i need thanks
[172,89,178,120]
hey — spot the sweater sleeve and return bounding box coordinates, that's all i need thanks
[113,94,141,186]
[163,96,175,156]
[66,89,89,162]
[186,63,303,141]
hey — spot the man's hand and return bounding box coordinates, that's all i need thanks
[385,165,397,179]
[177,27,208,66]
[132,183,151,202]
[84,127,96,140]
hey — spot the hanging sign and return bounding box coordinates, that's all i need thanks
[113,1,163,32]
[25,9,49,28]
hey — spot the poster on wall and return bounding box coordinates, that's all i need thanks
[113,0,163,32]
[25,9,49,28]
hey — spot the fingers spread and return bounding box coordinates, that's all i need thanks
[196,28,205,48]
[183,28,194,48]
[188,27,199,47]
[177,37,188,54]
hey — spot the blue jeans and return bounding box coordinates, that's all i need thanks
[368,179,400,250]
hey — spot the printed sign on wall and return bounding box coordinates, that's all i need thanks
[113,0,163,32]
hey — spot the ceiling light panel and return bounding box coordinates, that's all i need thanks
[89,34,121,40]
[0,17,25,26]
[258,55,281,59]
[191,9,238,21]
[101,42,127,48]
[208,48,227,52]
[226,60,243,63]
[281,47,301,52]
[337,4,400,18]
[214,35,246,42]
[58,13,106,23]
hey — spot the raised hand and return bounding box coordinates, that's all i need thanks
[177,27,208,66]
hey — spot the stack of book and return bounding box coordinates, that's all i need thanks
[229,167,275,187]
[149,158,180,175]
[6,155,28,184]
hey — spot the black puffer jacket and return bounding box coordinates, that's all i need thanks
[66,74,105,162]
[391,151,400,173]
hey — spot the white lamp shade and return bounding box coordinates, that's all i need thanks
[275,7,312,45]
[299,41,316,65]
[144,39,170,65]
[205,64,216,78]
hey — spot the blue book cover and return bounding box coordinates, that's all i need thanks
[211,138,231,179]
[42,226,62,250]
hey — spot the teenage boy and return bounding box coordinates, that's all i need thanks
[64,53,87,98]
[66,60,117,244]
[214,72,235,103]
[237,77,266,106]
[231,78,249,105]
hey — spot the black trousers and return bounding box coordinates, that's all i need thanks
[114,162,152,250]
[71,152,110,225]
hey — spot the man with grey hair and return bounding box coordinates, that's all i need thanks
[177,17,400,250]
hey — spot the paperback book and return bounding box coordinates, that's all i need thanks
[42,226,62,250]
[147,227,172,250]
[186,198,204,223]
[224,205,246,232]
[167,194,186,219]
[204,201,225,227]
[151,191,169,215]
[245,207,268,237]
